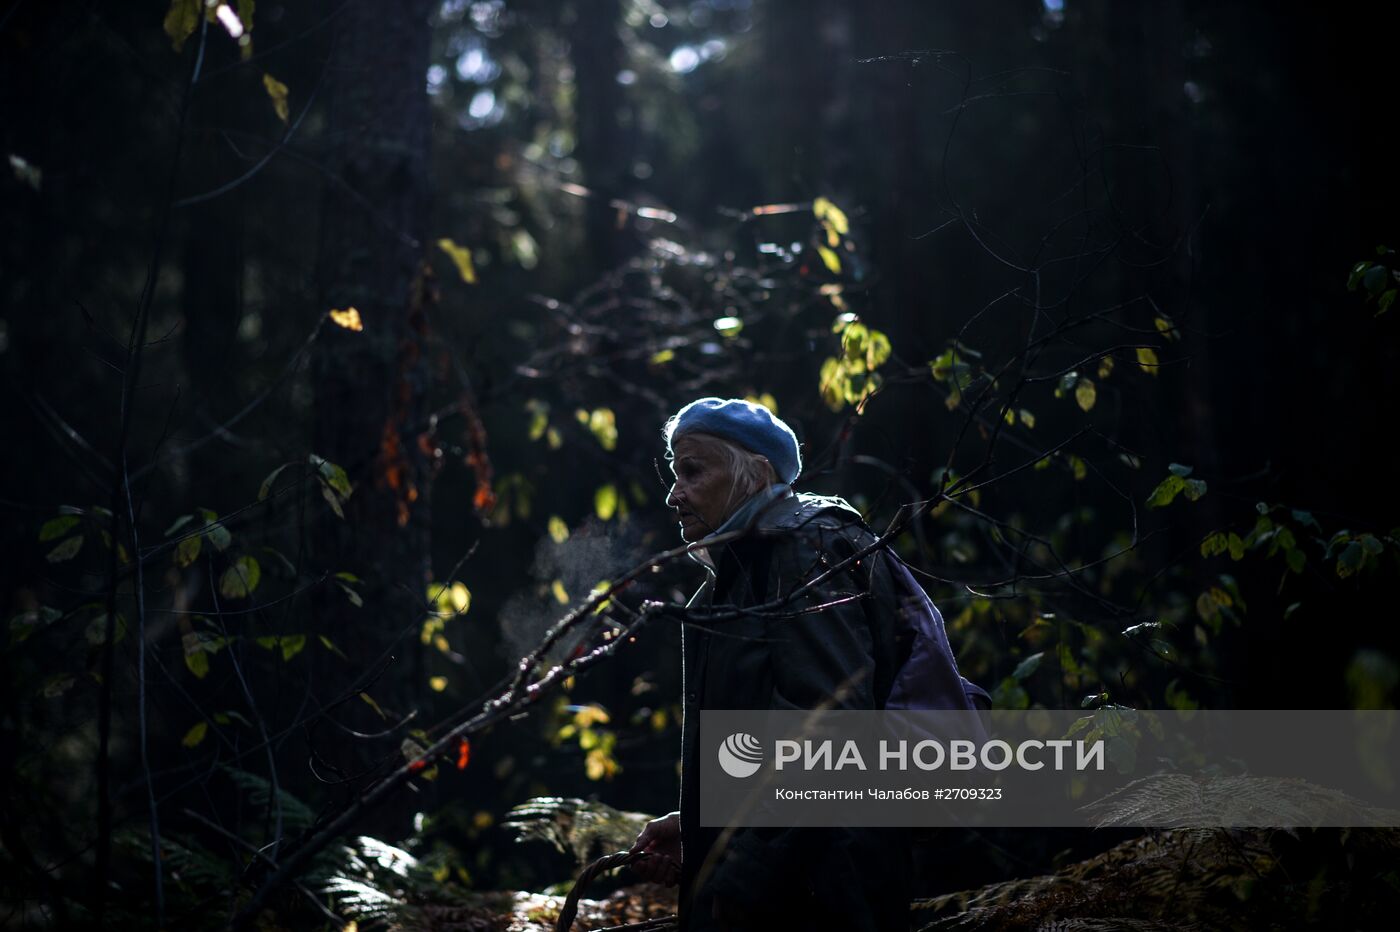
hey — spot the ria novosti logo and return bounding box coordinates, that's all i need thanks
[717,732,764,778]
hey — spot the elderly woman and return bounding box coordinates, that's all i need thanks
[629,397,972,931]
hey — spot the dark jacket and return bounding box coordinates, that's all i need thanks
[677,490,914,932]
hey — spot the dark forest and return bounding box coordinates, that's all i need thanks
[3,1,1399,929]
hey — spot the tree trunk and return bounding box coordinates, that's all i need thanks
[312,0,434,760]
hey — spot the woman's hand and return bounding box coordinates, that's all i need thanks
[628,811,681,886]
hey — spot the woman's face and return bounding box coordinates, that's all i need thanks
[666,434,735,542]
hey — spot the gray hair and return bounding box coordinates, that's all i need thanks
[669,431,779,522]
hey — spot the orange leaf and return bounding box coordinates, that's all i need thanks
[456,737,471,771]
[329,307,363,331]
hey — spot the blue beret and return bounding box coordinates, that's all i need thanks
[664,397,802,484]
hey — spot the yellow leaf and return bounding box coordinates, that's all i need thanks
[360,691,387,719]
[262,72,289,123]
[548,515,569,544]
[551,579,569,604]
[1018,409,1036,428]
[450,581,471,614]
[163,0,200,52]
[816,244,841,275]
[1136,346,1160,375]
[1097,355,1115,379]
[1075,378,1097,412]
[182,721,209,748]
[437,238,478,284]
[573,704,610,727]
[813,196,849,235]
[588,408,618,451]
[429,676,448,692]
[175,534,202,568]
[328,307,363,331]
[546,427,562,450]
[744,393,778,414]
[649,348,675,365]
[594,484,618,521]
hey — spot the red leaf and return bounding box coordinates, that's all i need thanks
[408,758,427,773]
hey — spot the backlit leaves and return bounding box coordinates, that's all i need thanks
[182,721,209,748]
[548,516,569,544]
[328,306,363,331]
[594,484,619,521]
[163,0,200,52]
[1136,346,1160,376]
[46,536,84,563]
[1146,465,1207,509]
[311,454,352,518]
[820,319,892,411]
[262,73,289,123]
[39,516,80,542]
[219,556,262,599]
[437,238,478,284]
[1074,378,1097,412]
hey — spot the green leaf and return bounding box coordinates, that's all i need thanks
[816,244,841,274]
[182,721,209,748]
[46,535,84,563]
[279,634,306,662]
[864,329,892,370]
[1074,378,1097,412]
[163,0,200,52]
[176,534,202,568]
[1168,463,1193,478]
[1146,475,1185,509]
[1378,288,1397,316]
[360,691,387,719]
[165,514,195,537]
[259,463,294,501]
[219,556,262,599]
[39,516,80,542]
[1011,652,1044,681]
[1286,547,1306,575]
[1227,533,1245,560]
[85,613,127,646]
[319,635,348,660]
[1348,261,1372,291]
[1200,532,1228,558]
[336,582,363,607]
[1360,533,1384,555]
[183,633,210,679]
[1183,478,1207,501]
[199,510,232,552]
[311,455,352,499]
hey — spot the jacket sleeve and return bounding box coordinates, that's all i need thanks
[705,527,893,924]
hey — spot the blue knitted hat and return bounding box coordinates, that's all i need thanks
[664,397,802,484]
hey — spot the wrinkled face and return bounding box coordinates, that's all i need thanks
[666,434,735,542]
